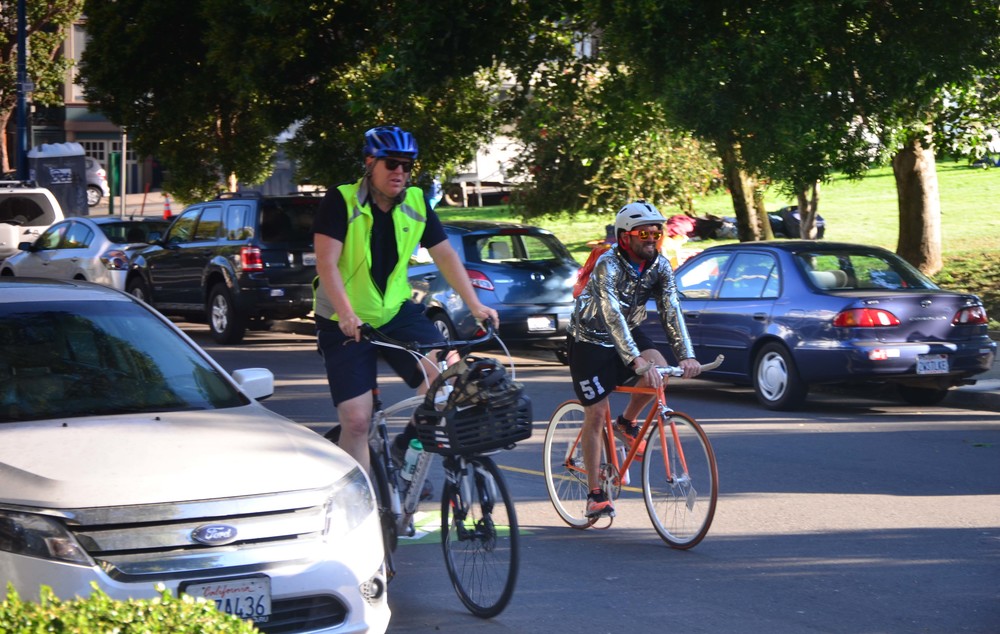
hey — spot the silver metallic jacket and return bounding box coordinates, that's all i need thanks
[568,247,696,366]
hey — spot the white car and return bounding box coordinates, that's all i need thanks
[84,157,111,207]
[0,216,170,291]
[0,279,390,634]
[0,181,64,263]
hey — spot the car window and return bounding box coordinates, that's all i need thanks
[0,195,53,226]
[194,205,223,241]
[225,204,254,240]
[166,209,199,244]
[0,300,248,423]
[676,253,731,299]
[259,199,318,245]
[796,250,937,290]
[63,222,94,249]
[718,253,780,299]
[34,223,68,250]
[99,221,171,244]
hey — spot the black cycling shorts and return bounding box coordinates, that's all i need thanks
[567,330,655,406]
[317,301,442,406]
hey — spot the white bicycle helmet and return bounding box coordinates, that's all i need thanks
[614,200,666,233]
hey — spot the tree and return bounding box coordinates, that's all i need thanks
[596,0,1000,273]
[0,0,84,173]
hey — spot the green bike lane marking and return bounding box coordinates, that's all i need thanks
[397,511,525,546]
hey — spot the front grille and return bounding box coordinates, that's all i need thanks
[62,487,332,581]
[257,595,348,634]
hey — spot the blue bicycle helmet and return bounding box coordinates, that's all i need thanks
[363,125,419,159]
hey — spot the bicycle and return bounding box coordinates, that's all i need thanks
[324,321,532,618]
[542,355,723,548]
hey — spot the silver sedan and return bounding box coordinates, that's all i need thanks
[0,215,169,290]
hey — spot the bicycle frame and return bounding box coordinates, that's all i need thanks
[605,383,688,486]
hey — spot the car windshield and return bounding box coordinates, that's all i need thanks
[0,300,248,423]
[795,250,938,291]
[99,220,171,244]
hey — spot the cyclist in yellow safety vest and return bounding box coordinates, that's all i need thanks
[312,125,499,478]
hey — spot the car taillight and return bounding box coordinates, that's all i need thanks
[952,305,988,325]
[241,246,264,272]
[100,249,129,271]
[833,308,901,327]
[467,269,494,291]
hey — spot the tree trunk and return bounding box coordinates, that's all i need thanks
[0,109,12,174]
[795,181,821,239]
[721,142,764,241]
[892,133,942,275]
[754,187,774,240]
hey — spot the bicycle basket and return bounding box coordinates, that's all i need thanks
[414,356,533,455]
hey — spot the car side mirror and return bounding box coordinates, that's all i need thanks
[231,367,274,401]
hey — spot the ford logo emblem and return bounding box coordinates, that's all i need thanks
[191,524,239,546]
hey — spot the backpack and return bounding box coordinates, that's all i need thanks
[573,243,612,298]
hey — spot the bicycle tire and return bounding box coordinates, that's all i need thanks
[440,455,519,618]
[543,401,612,528]
[641,412,718,549]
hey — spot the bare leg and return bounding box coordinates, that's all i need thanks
[337,391,374,473]
[582,398,610,491]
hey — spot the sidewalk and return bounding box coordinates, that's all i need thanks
[86,191,173,218]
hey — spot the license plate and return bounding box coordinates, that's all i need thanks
[303,252,316,266]
[917,353,949,375]
[184,576,271,622]
[527,315,556,332]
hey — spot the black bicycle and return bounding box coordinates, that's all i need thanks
[324,321,531,618]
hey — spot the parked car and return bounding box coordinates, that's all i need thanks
[0,180,64,263]
[639,241,997,409]
[0,279,389,633]
[84,157,110,207]
[126,191,320,344]
[408,220,578,361]
[1,216,170,290]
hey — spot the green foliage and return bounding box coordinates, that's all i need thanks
[0,583,259,633]
[935,253,1000,330]
[0,0,85,172]
[508,62,720,220]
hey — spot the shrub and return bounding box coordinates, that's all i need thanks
[0,583,259,633]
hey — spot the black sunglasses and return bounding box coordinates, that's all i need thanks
[381,158,414,173]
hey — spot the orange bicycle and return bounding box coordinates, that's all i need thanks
[542,356,723,548]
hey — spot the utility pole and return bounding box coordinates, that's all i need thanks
[16,0,30,180]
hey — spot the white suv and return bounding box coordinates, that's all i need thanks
[0,279,390,633]
[0,181,64,262]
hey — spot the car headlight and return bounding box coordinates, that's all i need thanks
[323,467,375,538]
[0,510,92,565]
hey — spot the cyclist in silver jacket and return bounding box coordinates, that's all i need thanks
[567,200,701,518]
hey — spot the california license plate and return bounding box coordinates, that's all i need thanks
[527,315,556,332]
[184,576,271,622]
[916,353,949,375]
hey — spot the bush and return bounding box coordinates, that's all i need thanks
[935,251,1000,331]
[0,583,259,633]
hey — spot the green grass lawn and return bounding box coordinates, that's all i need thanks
[436,159,1000,326]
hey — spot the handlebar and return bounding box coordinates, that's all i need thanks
[359,320,497,358]
[656,354,724,378]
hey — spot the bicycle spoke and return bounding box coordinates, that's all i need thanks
[641,413,718,549]
[441,456,518,618]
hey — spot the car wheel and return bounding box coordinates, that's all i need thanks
[86,185,102,207]
[126,277,151,303]
[0,268,13,277]
[207,283,247,345]
[753,342,808,410]
[555,344,569,365]
[430,312,455,341]
[897,384,949,406]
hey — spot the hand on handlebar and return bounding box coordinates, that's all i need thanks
[471,304,500,331]
[679,358,702,380]
[339,314,364,342]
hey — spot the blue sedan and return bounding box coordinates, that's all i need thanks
[640,241,997,409]
[408,220,578,360]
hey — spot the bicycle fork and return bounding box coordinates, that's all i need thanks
[444,456,498,544]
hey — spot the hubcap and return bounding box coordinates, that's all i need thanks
[757,352,788,401]
[211,295,229,332]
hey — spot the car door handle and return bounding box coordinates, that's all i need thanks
[421,273,438,281]
[753,312,767,321]
[685,311,700,321]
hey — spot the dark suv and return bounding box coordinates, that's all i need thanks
[126,192,319,344]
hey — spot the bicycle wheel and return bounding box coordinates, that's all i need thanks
[440,455,519,618]
[641,412,718,548]
[542,401,593,527]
